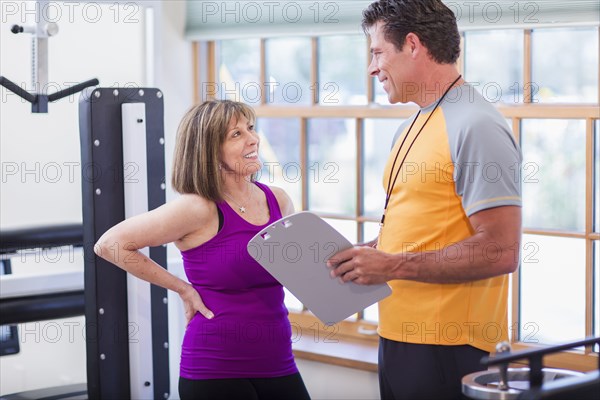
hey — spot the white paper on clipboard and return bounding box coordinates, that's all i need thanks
[247,211,391,325]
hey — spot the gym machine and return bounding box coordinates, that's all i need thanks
[0,87,171,399]
[0,0,97,113]
[0,224,85,328]
[462,336,600,400]
[1,1,170,397]
[78,86,170,400]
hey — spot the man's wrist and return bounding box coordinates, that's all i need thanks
[390,251,417,281]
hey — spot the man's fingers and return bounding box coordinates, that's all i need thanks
[326,247,357,267]
[330,260,355,279]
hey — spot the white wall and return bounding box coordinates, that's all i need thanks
[0,316,87,395]
[0,0,146,229]
[0,248,87,395]
[0,1,380,398]
[296,359,379,400]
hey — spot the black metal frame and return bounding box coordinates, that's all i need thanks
[0,225,83,255]
[0,259,20,357]
[0,76,98,113]
[79,87,169,400]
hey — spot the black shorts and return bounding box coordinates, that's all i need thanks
[378,337,488,400]
[179,372,311,400]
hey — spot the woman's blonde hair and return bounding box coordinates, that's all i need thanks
[171,100,256,201]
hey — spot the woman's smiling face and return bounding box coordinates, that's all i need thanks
[220,114,261,176]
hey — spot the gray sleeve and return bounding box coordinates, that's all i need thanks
[449,111,522,216]
[391,117,415,149]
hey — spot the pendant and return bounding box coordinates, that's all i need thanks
[377,212,385,245]
[239,206,246,213]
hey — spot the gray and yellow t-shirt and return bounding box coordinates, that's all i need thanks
[378,83,522,353]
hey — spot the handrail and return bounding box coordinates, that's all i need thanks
[0,224,83,255]
[0,75,98,113]
[0,76,37,103]
[48,78,100,102]
[0,290,85,325]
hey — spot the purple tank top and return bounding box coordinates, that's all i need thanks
[179,182,298,379]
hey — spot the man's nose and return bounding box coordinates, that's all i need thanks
[368,57,379,77]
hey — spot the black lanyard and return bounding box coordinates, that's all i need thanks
[380,75,462,227]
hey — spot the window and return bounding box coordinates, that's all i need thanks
[463,28,599,362]
[595,120,600,232]
[521,119,586,232]
[217,39,261,104]
[257,118,302,210]
[265,38,311,105]
[520,234,586,344]
[207,24,599,368]
[594,121,600,351]
[594,240,599,352]
[519,118,588,344]
[531,27,599,103]
[464,30,524,104]
[307,118,356,215]
[317,35,368,105]
[363,118,405,218]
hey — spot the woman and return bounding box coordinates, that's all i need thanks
[95,100,310,400]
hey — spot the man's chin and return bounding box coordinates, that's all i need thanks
[388,93,413,105]
[387,95,400,104]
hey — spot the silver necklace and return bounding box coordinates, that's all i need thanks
[223,184,253,213]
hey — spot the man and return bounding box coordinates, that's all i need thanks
[327,1,522,399]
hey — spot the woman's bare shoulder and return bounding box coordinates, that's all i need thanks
[170,193,215,225]
[266,185,295,217]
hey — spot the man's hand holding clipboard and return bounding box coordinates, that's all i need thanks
[247,211,391,325]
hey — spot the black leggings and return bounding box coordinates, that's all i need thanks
[179,372,311,400]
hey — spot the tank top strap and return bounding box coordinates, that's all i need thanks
[215,199,237,230]
[254,181,283,223]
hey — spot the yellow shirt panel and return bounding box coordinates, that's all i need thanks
[377,109,508,353]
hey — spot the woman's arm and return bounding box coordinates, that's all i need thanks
[94,194,215,321]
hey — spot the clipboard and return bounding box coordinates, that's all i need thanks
[247,211,391,325]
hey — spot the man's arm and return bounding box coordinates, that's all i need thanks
[327,205,521,284]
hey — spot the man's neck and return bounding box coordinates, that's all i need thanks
[412,65,462,108]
